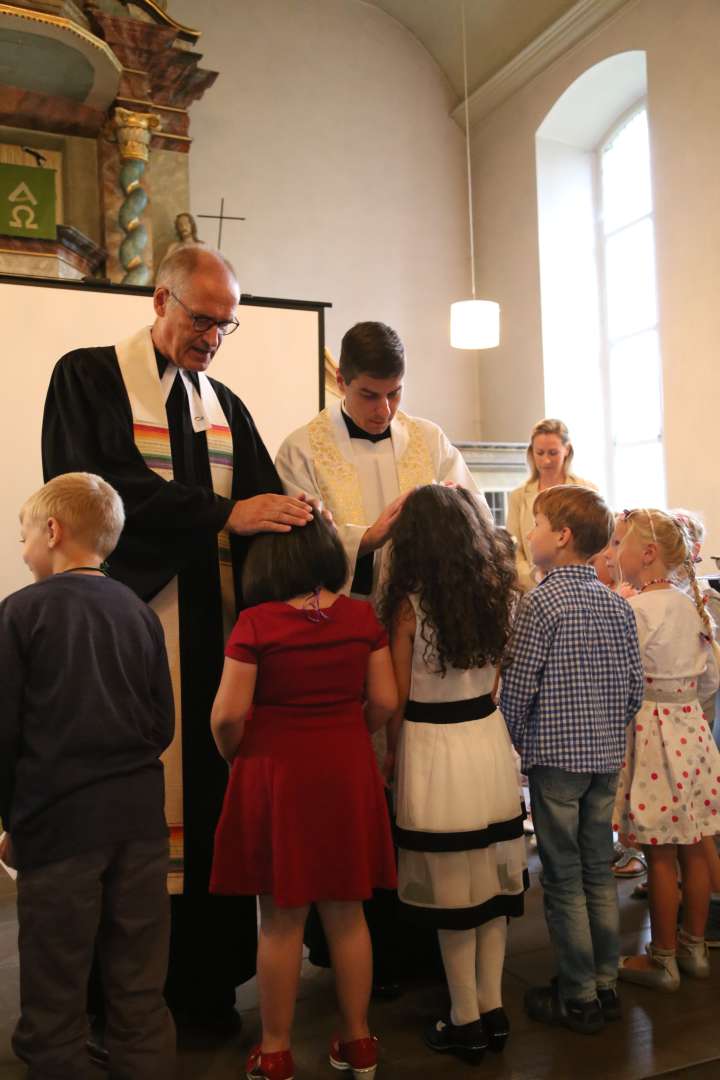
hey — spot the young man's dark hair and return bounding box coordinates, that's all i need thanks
[242,513,349,605]
[338,321,405,384]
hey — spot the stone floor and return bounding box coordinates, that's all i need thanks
[1,853,719,1080]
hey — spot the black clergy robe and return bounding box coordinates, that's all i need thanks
[42,344,282,1011]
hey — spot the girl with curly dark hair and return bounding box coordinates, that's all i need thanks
[381,484,527,1064]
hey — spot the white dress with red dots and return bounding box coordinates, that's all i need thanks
[614,588,720,847]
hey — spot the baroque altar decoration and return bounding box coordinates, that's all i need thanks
[0,1,218,282]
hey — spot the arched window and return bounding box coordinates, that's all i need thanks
[536,52,665,508]
[598,105,665,508]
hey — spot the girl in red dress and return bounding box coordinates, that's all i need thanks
[210,515,397,1080]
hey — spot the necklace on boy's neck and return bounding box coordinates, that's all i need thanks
[638,577,673,593]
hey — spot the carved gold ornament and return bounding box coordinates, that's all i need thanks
[111,108,162,162]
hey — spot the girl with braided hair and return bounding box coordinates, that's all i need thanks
[610,509,720,991]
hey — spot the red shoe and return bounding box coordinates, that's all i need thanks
[246,1044,294,1080]
[329,1035,378,1078]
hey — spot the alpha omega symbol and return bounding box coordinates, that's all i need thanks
[0,164,56,239]
[8,182,39,230]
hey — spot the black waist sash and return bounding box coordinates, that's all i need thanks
[404,694,495,725]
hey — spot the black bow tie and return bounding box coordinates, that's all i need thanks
[341,409,392,443]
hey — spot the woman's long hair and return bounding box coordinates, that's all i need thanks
[379,485,520,674]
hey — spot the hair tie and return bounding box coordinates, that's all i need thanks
[303,586,330,624]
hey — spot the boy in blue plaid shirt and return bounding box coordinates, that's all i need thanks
[501,485,643,1034]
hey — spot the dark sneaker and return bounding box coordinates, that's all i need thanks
[424,1018,487,1063]
[597,987,622,1021]
[524,982,605,1035]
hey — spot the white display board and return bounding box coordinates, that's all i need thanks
[0,277,325,601]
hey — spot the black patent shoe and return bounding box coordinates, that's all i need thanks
[525,982,604,1035]
[424,1017,487,1064]
[481,1007,510,1052]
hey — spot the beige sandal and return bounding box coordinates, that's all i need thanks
[613,849,647,879]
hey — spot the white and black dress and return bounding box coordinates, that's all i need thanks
[395,596,528,930]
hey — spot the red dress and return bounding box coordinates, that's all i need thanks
[210,595,397,906]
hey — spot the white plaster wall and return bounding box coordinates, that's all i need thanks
[170,0,478,439]
[470,0,720,562]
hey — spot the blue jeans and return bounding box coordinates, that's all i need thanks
[528,766,620,1004]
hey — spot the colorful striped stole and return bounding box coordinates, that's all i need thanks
[133,422,173,477]
[115,327,237,892]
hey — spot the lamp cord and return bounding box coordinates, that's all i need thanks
[461,0,476,300]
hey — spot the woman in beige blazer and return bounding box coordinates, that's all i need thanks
[506,418,597,592]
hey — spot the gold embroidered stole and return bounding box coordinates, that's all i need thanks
[206,425,234,567]
[307,408,435,524]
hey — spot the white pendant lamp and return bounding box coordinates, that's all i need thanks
[451,298,500,349]
[451,1,500,350]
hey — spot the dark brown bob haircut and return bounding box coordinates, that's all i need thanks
[339,321,405,383]
[242,513,349,605]
[533,484,614,560]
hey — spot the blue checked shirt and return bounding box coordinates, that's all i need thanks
[500,565,644,774]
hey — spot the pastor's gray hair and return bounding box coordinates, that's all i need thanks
[155,244,239,295]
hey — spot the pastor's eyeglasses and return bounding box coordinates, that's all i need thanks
[170,291,239,336]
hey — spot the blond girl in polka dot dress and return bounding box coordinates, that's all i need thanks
[611,509,720,990]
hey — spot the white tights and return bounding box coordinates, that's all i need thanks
[437,916,507,1026]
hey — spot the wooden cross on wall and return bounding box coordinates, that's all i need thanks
[197,197,246,250]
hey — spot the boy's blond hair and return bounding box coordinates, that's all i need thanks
[21,473,124,559]
[533,484,614,559]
